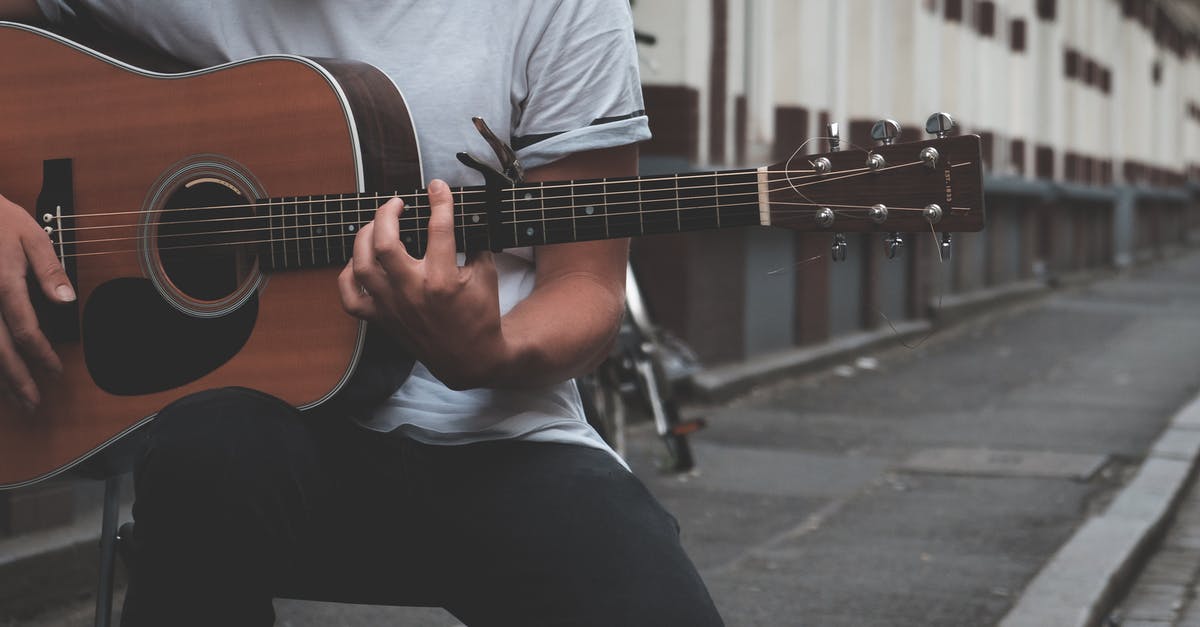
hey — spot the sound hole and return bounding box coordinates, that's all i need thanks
[157,180,256,303]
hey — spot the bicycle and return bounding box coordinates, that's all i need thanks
[580,264,705,473]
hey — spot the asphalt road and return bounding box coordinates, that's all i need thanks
[12,250,1200,627]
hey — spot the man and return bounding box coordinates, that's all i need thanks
[0,1,724,625]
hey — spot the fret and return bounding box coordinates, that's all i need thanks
[602,179,610,238]
[267,198,281,270]
[282,195,301,268]
[541,180,575,245]
[454,188,467,253]
[716,171,762,227]
[675,176,682,231]
[604,177,641,238]
[462,191,490,253]
[316,194,331,263]
[333,193,348,264]
[508,188,521,248]
[572,178,607,242]
[511,185,544,247]
[715,175,721,228]
[398,193,421,257]
[639,175,682,235]
[410,193,426,257]
[460,187,489,251]
[678,172,720,232]
[348,193,363,251]
[299,195,315,266]
[637,177,644,235]
[540,181,548,245]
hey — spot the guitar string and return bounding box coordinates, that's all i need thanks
[57,191,934,248]
[49,176,895,235]
[53,159,952,240]
[49,167,843,221]
[877,223,947,350]
[48,153,964,224]
[55,201,933,259]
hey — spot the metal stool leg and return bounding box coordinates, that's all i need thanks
[95,475,121,627]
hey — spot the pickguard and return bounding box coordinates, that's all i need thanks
[82,278,258,395]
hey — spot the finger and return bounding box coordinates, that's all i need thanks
[0,273,62,376]
[351,222,391,295]
[371,197,407,267]
[337,262,378,320]
[21,230,74,303]
[0,323,38,412]
[423,179,458,269]
[463,249,498,282]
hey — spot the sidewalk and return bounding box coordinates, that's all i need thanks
[6,250,1200,626]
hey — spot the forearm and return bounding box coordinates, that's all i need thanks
[484,145,637,388]
[492,242,628,388]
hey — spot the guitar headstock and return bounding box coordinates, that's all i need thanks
[763,114,984,237]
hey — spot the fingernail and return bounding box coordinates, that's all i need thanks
[430,179,447,193]
[56,284,76,302]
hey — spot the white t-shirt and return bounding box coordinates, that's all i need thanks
[37,0,651,464]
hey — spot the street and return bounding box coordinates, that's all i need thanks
[12,250,1200,626]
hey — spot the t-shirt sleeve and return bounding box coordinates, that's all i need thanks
[33,0,77,23]
[511,0,651,169]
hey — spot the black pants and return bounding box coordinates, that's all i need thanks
[119,387,722,626]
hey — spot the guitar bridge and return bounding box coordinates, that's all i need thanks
[34,158,80,342]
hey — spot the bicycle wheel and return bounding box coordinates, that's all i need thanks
[577,366,627,459]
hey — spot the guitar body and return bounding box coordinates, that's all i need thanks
[0,23,421,489]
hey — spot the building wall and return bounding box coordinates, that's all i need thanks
[630,0,1200,364]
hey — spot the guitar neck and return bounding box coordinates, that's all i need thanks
[257,169,763,272]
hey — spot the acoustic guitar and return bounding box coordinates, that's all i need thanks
[0,22,984,489]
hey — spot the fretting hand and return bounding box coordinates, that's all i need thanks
[338,180,511,390]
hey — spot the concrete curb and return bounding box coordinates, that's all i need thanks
[999,393,1200,627]
[689,277,1052,404]
[688,320,931,402]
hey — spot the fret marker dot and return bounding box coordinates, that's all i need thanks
[526,227,535,237]
[524,193,534,200]
[403,235,413,243]
[585,206,595,215]
[316,227,324,235]
[472,214,480,223]
[348,225,357,232]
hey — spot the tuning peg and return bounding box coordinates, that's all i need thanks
[884,232,904,259]
[871,119,902,146]
[923,203,944,225]
[815,207,835,228]
[832,233,848,262]
[925,112,956,139]
[940,233,953,260]
[827,122,841,152]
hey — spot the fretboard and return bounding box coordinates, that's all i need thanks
[255,169,761,272]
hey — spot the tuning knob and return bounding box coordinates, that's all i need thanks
[923,203,944,225]
[831,233,848,262]
[827,122,841,152]
[871,119,902,146]
[885,232,904,259]
[925,112,956,138]
[815,207,835,228]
